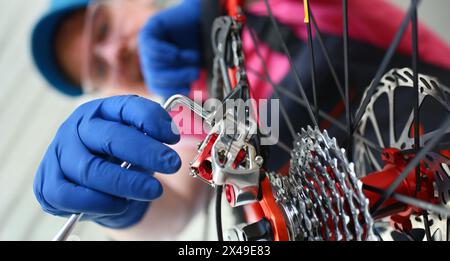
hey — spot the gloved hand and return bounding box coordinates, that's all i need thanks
[34,95,181,229]
[138,0,201,100]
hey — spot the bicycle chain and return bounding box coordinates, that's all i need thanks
[211,16,248,100]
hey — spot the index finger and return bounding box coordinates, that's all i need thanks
[97,95,180,145]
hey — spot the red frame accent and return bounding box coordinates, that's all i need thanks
[362,148,438,217]
[244,177,290,241]
[226,0,245,18]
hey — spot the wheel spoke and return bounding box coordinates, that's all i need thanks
[366,147,383,171]
[371,116,450,214]
[393,195,450,219]
[368,113,386,149]
[428,153,450,165]
[397,110,415,148]
[342,0,353,160]
[248,29,297,140]
[419,127,450,147]
[304,0,320,122]
[310,12,345,101]
[353,0,420,130]
[262,0,318,127]
[388,91,396,146]
[364,184,450,218]
[277,140,293,154]
[246,67,382,152]
[411,0,421,194]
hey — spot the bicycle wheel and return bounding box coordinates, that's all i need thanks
[182,0,450,241]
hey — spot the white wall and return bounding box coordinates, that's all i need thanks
[390,0,450,43]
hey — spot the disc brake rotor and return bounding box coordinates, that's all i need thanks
[354,68,450,204]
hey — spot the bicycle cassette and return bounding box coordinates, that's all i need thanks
[267,126,377,241]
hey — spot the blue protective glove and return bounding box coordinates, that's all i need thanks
[138,0,201,100]
[34,95,181,229]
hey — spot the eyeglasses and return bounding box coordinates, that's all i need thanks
[83,0,114,93]
[82,0,156,93]
[81,0,182,94]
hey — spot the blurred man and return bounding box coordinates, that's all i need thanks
[32,0,179,97]
[32,0,208,241]
[31,0,450,241]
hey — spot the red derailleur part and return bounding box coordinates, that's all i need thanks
[243,175,290,241]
